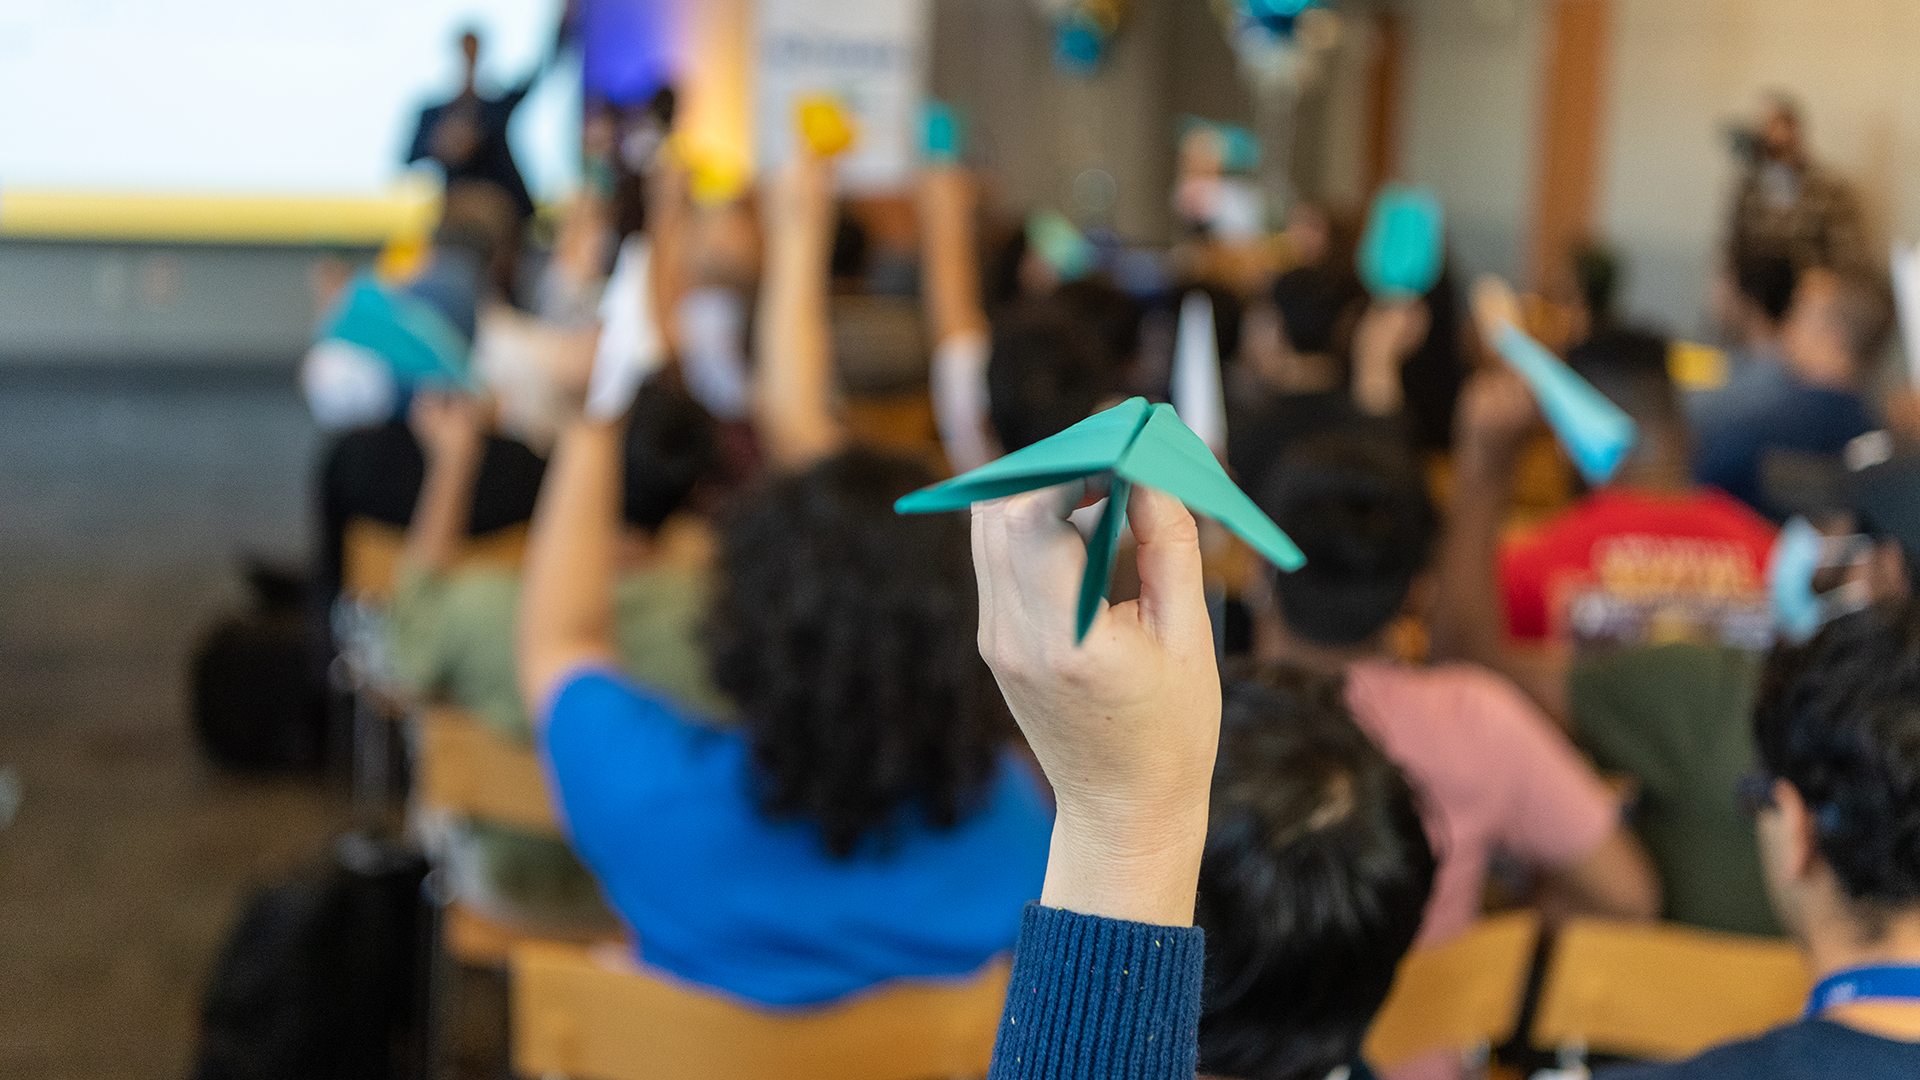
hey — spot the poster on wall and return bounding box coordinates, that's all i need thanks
[755,0,931,192]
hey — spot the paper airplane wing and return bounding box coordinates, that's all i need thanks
[1113,404,1305,572]
[1493,325,1637,486]
[1359,185,1445,300]
[897,397,1304,642]
[894,397,1151,513]
[923,101,965,165]
[322,278,473,390]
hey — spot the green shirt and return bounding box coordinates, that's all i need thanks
[387,556,732,929]
[388,558,732,744]
[1568,643,1782,938]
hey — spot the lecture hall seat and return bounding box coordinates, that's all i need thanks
[1363,911,1542,1072]
[1530,917,1810,1063]
[510,941,1009,1080]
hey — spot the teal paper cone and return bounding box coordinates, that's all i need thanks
[1495,325,1638,486]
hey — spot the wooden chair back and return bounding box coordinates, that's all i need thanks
[416,707,560,837]
[1363,911,1541,1069]
[1531,918,1809,1061]
[510,941,1008,1080]
[341,517,529,604]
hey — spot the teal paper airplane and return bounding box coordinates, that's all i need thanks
[896,397,1305,642]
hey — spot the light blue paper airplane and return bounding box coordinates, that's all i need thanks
[1492,324,1637,486]
[1178,115,1261,173]
[318,276,474,391]
[1358,184,1444,300]
[923,100,965,165]
[897,397,1304,641]
[1027,209,1097,282]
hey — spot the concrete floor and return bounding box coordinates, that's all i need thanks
[0,367,352,1080]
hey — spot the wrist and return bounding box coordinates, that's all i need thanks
[424,438,484,472]
[1041,795,1210,927]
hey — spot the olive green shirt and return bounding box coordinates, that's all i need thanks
[388,559,732,744]
[1568,643,1782,938]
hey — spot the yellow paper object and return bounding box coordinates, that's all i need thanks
[795,94,858,158]
[1668,341,1730,392]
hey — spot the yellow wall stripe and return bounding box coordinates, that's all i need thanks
[0,189,442,245]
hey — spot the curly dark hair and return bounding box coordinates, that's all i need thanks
[706,448,1012,858]
[1198,663,1436,1080]
[1753,598,1920,917]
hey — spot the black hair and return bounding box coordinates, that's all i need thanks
[1734,252,1798,324]
[706,449,1011,858]
[986,228,1031,308]
[830,216,870,281]
[1823,269,1896,368]
[1752,599,1920,920]
[1257,432,1438,646]
[621,374,717,533]
[1271,266,1359,357]
[1198,664,1437,1080]
[1570,240,1621,329]
[1053,278,1144,369]
[1565,326,1680,430]
[987,296,1132,451]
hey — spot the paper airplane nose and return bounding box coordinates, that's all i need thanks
[1493,325,1638,486]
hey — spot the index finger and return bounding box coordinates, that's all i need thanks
[1124,484,1208,650]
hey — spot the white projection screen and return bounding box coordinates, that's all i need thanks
[0,0,580,242]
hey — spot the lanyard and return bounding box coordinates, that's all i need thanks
[1804,966,1920,1017]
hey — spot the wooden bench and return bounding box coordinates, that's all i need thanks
[1364,911,1542,1071]
[510,941,1008,1080]
[1531,918,1808,1062]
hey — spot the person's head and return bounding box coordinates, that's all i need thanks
[457,29,481,78]
[1782,267,1894,389]
[1198,664,1437,1080]
[706,449,1011,858]
[1760,92,1803,164]
[1566,326,1683,440]
[1270,266,1355,359]
[1570,240,1621,332]
[1054,278,1144,372]
[1748,599,1920,949]
[620,375,718,534]
[1255,432,1438,650]
[988,294,1133,451]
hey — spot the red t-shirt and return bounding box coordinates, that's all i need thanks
[1499,489,1777,649]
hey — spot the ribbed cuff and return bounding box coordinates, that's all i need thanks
[988,902,1205,1080]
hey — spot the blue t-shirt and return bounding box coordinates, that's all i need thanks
[1600,1018,1920,1079]
[1687,361,1874,518]
[538,669,1053,1006]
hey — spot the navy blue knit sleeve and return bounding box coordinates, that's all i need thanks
[988,902,1205,1080]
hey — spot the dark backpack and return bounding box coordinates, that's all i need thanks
[193,832,429,1080]
[191,563,329,770]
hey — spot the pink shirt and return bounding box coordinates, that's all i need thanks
[1345,658,1621,946]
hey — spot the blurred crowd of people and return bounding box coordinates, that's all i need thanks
[298,37,1920,1078]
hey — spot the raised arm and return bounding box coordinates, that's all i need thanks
[921,165,997,472]
[402,393,488,574]
[752,151,846,471]
[1429,278,1572,723]
[648,153,693,358]
[1350,298,1431,417]
[976,481,1219,1078]
[516,416,624,717]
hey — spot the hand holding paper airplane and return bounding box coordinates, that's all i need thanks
[897,397,1303,641]
[1471,274,1638,486]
